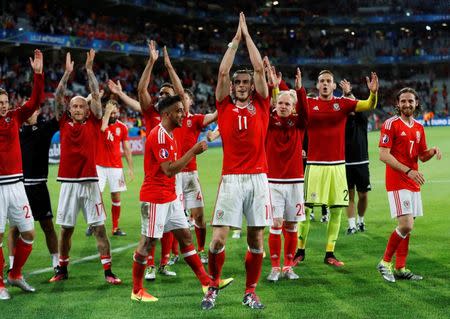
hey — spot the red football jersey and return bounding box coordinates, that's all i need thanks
[140,123,178,203]
[96,120,129,168]
[266,88,307,182]
[379,116,427,192]
[306,96,357,163]
[57,113,102,182]
[217,92,270,175]
[0,73,44,184]
[174,113,206,172]
[142,103,161,136]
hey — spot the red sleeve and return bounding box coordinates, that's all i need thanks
[121,123,129,142]
[253,91,270,112]
[17,73,45,123]
[342,97,358,114]
[216,95,232,111]
[150,134,171,164]
[295,87,308,127]
[418,126,427,154]
[279,80,289,91]
[196,114,206,130]
[379,120,394,148]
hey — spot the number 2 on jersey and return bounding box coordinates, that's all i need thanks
[238,115,247,130]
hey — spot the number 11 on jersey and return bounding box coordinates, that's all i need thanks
[238,115,247,130]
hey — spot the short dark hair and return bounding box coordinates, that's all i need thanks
[161,83,174,91]
[232,69,254,84]
[0,88,7,97]
[184,89,194,100]
[318,70,334,78]
[156,95,182,114]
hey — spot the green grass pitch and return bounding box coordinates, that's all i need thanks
[2,127,450,318]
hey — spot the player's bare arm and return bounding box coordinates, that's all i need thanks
[108,80,141,112]
[85,49,102,119]
[206,127,220,142]
[54,52,73,121]
[355,72,378,112]
[202,110,218,126]
[379,147,425,185]
[123,140,135,182]
[216,16,242,102]
[138,40,159,111]
[240,12,268,99]
[101,101,115,132]
[295,68,308,120]
[163,46,189,110]
[160,141,208,177]
[419,146,442,162]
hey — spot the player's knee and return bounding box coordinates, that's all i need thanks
[40,220,55,233]
[21,230,35,242]
[272,218,283,228]
[358,192,368,201]
[210,238,225,251]
[283,222,297,232]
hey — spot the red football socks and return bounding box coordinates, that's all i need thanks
[181,244,210,286]
[9,237,33,279]
[208,248,225,287]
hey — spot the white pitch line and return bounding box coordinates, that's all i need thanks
[28,243,137,276]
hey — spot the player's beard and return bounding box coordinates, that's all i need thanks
[109,117,117,124]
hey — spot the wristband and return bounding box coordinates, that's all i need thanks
[405,168,412,175]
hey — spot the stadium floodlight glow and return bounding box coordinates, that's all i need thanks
[406,11,411,16]
[321,29,326,35]
[273,1,279,5]
[18,27,23,31]
[344,28,350,32]
[213,29,218,32]
[425,25,431,31]
[351,31,355,35]
[442,23,447,27]
[400,27,405,30]
[198,26,203,31]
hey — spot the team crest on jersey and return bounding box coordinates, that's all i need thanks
[403,200,410,210]
[313,106,319,111]
[5,117,11,123]
[157,223,164,231]
[311,192,317,200]
[287,119,294,127]
[115,127,121,136]
[216,210,224,220]
[247,103,256,116]
[333,103,340,111]
[381,134,389,144]
[416,131,421,143]
[187,119,192,127]
[32,125,38,131]
[159,148,169,159]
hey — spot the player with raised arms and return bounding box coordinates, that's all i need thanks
[201,13,272,310]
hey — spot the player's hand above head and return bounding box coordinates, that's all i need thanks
[148,40,159,63]
[85,49,95,71]
[163,46,172,68]
[295,68,302,90]
[30,49,43,74]
[339,79,352,95]
[239,12,250,38]
[108,80,122,95]
[192,141,208,155]
[65,52,74,74]
[366,72,379,94]
[105,100,115,113]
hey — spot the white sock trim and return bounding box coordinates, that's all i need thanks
[112,201,121,207]
[285,227,298,233]
[395,227,408,239]
[270,227,282,235]
[20,237,34,245]
[248,247,264,254]
[182,250,197,258]
[209,245,225,254]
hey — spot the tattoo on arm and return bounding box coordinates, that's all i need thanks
[86,70,102,118]
[55,71,70,119]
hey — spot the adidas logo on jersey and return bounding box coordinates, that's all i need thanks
[313,106,319,111]
[401,131,407,136]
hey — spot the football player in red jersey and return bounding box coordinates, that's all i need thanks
[131,95,230,302]
[265,66,308,282]
[163,47,218,264]
[201,13,271,310]
[0,49,44,300]
[298,70,378,267]
[377,87,441,282]
[49,51,121,285]
[96,99,134,236]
